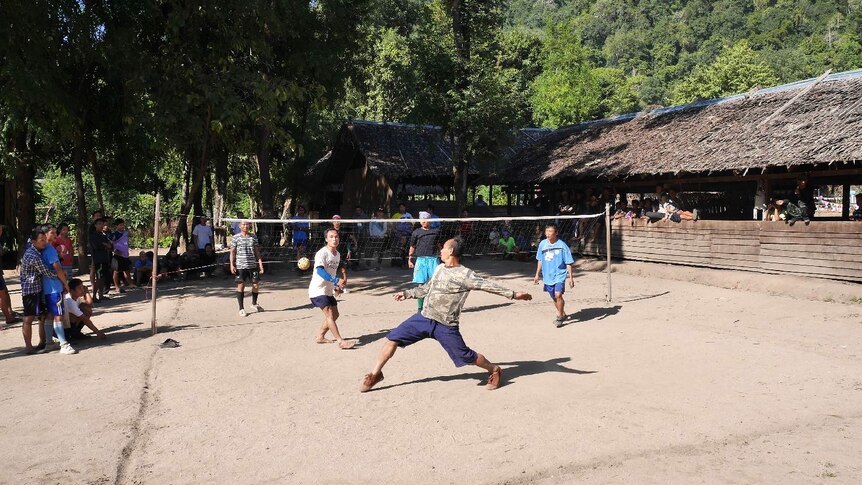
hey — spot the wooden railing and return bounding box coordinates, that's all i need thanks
[582,219,862,282]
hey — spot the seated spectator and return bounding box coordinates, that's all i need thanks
[772,197,808,226]
[612,201,627,220]
[627,199,642,219]
[200,243,217,276]
[852,194,862,221]
[63,278,107,340]
[497,230,518,260]
[161,248,182,280]
[765,198,787,222]
[179,249,200,278]
[134,251,154,285]
[661,194,699,222]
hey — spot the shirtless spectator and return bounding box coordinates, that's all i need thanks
[64,278,107,340]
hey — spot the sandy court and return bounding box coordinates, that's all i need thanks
[1,260,861,484]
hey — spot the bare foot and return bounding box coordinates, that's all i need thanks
[360,372,384,392]
[315,336,334,344]
[338,339,357,350]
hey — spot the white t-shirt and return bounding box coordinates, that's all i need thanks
[192,224,213,249]
[308,246,340,298]
[62,293,84,328]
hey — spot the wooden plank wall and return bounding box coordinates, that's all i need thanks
[582,219,862,282]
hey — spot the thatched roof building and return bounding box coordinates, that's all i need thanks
[311,121,551,185]
[505,69,862,185]
[308,121,551,215]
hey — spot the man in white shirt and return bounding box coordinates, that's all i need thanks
[308,228,355,349]
[192,216,214,257]
[63,278,107,340]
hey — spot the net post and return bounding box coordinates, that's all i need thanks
[151,193,160,335]
[605,202,612,302]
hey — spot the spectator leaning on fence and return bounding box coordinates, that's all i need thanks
[852,194,862,221]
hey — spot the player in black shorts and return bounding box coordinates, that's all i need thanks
[230,221,265,317]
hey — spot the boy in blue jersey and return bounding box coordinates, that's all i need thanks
[39,225,76,354]
[533,224,574,328]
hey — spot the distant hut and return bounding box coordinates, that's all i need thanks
[308,121,551,216]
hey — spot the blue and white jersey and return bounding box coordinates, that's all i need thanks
[536,239,574,285]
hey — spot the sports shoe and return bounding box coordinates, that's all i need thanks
[254,304,264,312]
[554,315,566,328]
[39,342,59,353]
[59,342,77,355]
[239,309,247,317]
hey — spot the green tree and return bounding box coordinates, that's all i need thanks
[671,40,778,104]
[531,19,600,127]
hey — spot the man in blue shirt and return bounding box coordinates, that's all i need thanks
[533,224,574,328]
[40,224,75,354]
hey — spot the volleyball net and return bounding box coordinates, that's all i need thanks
[218,213,609,271]
[146,206,614,333]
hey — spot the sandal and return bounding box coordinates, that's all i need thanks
[486,366,503,390]
[360,372,384,392]
[554,315,565,328]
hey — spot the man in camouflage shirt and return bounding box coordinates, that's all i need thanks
[360,236,532,392]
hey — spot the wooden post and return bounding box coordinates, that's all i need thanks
[151,194,160,335]
[842,183,851,220]
[606,203,612,302]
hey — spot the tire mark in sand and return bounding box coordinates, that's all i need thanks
[113,291,185,485]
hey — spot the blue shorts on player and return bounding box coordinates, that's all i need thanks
[44,293,65,317]
[387,313,477,367]
[543,282,565,300]
[412,256,439,284]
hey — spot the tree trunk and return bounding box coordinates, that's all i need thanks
[90,150,105,212]
[451,132,469,214]
[255,125,274,218]
[450,0,471,214]
[72,147,90,273]
[172,106,213,250]
[288,102,311,216]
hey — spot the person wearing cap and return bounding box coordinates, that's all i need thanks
[408,211,440,311]
[192,215,214,257]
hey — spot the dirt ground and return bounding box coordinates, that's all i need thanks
[1,259,860,484]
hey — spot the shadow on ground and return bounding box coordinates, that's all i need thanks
[371,356,596,391]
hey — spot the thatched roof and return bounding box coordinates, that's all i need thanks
[505,69,862,184]
[310,121,552,184]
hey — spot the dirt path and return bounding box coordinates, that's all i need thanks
[1,262,860,484]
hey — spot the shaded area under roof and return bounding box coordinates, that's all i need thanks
[309,121,553,185]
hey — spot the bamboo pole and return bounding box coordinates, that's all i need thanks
[606,203,612,302]
[151,194,160,335]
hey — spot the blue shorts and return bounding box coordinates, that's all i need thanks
[310,295,337,308]
[412,256,439,284]
[543,282,565,300]
[387,313,477,367]
[45,293,65,317]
